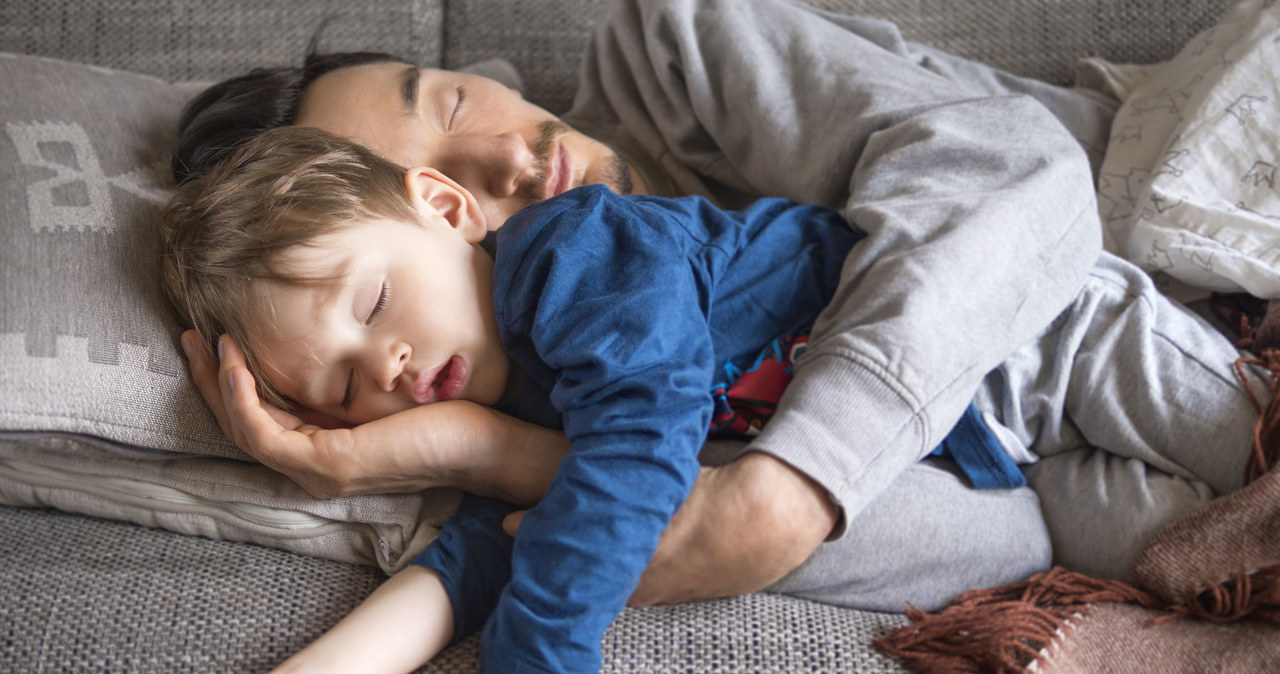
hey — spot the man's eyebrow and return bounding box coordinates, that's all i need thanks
[399,65,419,116]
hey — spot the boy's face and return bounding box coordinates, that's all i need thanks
[249,211,509,426]
[294,63,638,230]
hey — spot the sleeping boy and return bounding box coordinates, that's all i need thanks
[159,126,1266,674]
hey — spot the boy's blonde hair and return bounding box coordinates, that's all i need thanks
[160,126,418,410]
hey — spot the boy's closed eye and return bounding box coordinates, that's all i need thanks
[341,369,356,412]
[367,280,391,325]
[340,280,392,412]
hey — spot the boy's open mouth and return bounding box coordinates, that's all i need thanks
[412,356,469,404]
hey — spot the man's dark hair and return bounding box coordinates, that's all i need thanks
[171,36,408,184]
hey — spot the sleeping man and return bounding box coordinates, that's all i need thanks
[161,125,1265,673]
[172,0,1151,613]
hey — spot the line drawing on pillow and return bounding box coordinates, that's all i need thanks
[1243,160,1277,189]
[1146,194,1185,216]
[1184,248,1217,273]
[1145,241,1175,271]
[1098,168,1152,223]
[1226,94,1269,125]
[1154,148,1191,179]
[1130,76,1205,117]
[1110,123,1145,144]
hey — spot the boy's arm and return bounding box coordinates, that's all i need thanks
[481,192,709,673]
[190,332,565,505]
[270,566,453,674]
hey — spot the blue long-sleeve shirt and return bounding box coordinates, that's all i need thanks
[416,186,859,672]
[411,185,1022,672]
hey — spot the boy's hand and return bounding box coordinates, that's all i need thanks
[181,331,564,502]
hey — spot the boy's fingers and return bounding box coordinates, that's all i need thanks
[502,510,527,536]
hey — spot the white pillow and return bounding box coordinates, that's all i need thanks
[1097,0,1280,301]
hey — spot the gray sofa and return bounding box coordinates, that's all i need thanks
[0,1,1232,672]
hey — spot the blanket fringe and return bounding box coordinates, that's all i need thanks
[875,565,1280,673]
[873,568,1164,673]
[1234,347,1280,484]
[1163,565,1280,624]
[1216,293,1280,483]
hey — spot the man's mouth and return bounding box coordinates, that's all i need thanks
[412,356,470,404]
[544,142,572,200]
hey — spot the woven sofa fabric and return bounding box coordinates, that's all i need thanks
[0,505,911,674]
[436,0,1236,117]
[0,506,386,674]
[800,0,1234,85]
[0,0,445,81]
[0,0,1231,112]
[441,0,607,113]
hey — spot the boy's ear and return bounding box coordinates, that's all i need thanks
[403,167,488,243]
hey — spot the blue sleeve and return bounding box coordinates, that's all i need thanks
[409,494,517,642]
[483,188,711,673]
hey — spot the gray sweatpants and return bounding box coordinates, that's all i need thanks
[767,252,1266,612]
[990,252,1263,579]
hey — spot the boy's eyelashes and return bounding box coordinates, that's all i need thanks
[336,281,390,413]
[341,368,355,412]
[366,281,390,325]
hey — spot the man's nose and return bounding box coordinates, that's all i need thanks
[450,132,534,198]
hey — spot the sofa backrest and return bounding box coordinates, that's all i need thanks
[0,0,1236,113]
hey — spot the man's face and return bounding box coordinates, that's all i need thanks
[294,62,636,228]
[249,214,509,426]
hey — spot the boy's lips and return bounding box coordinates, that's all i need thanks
[411,356,469,404]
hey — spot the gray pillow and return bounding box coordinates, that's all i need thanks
[0,53,233,456]
[0,52,466,571]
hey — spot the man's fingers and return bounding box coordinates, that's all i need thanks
[225,363,282,438]
[182,331,235,434]
[217,333,250,369]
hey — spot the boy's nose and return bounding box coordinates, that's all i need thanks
[378,342,411,392]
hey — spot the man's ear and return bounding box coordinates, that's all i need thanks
[403,166,488,243]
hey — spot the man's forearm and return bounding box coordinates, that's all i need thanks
[347,402,566,504]
[629,451,837,606]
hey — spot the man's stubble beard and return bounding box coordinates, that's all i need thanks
[522,120,633,206]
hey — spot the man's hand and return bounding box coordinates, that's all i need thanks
[628,452,838,605]
[182,331,566,503]
[503,451,838,605]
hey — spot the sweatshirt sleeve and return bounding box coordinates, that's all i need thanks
[481,189,709,673]
[567,0,1102,532]
[408,494,516,642]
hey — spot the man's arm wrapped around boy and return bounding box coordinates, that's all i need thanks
[570,0,1101,549]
